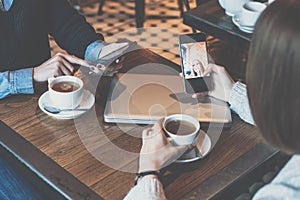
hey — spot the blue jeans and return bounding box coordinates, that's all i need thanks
[0,156,41,200]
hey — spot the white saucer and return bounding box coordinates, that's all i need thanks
[232,15,254,34]
[38,89,95,120]
[238,26,254,34]
[225,10,235,17]
[175,130,212,163]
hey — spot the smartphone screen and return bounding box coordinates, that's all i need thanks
[180,41,208,79]
[179,33,211,94]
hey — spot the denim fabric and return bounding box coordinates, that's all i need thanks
[85,40,106,62]
[0,41,104,99]
[0,68,34,99]
[2,0,13,11]
[0,157,41,200]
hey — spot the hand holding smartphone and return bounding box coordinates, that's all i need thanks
[88,41,138,76]
[179,33,211,94]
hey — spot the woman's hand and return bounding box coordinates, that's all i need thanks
[192,64,235,102]
[98,42,129,60]
[33,53,94,82]
[139,118,190,173]
[88,42,129,76]
[90,56,125,76]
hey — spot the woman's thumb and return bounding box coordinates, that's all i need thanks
[173,144,192,155]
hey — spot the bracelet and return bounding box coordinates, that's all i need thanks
[134,171,159,186]
[8,70,10,82]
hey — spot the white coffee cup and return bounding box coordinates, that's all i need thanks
[163,114,200,146]
[224,0,249,16]
[268,0,275,5]
[238,1,267,27]
[48,76,84,109]
[218,0,226,9]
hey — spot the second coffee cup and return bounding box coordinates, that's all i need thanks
[163,114,200,146]
[238,1,267,27]
[48,76,84,109]
[224,0,249,16]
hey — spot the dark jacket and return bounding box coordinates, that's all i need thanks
[0,0,103,72]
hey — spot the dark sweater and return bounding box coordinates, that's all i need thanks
[0,0,104,72]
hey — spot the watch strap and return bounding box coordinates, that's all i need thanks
[134,170,159,186]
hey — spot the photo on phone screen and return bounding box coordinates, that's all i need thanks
[179,33,211,94]
[180,40,208,79]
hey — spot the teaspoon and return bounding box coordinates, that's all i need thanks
[44,105,89,114]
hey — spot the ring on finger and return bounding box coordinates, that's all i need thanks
[144,127,153,135]
[148,128,154,135]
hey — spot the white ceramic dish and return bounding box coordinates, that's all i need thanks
[232,15,254,33]
[38,89,94,120]
[175,130,212,163]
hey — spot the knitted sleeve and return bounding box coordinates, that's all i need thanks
[46,0,104,58]
[253,155,300,200]
[229,82,255,125]
[124,177,167,200]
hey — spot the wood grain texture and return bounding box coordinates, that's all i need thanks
[0,49,274,200]
[183,0,251,49]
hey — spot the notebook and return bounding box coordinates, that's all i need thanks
[104,73,232,126]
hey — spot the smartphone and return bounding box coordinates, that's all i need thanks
[73,41,138,75]
[95,41,138,65]
[178,33,211,94]
[89,41,138,76]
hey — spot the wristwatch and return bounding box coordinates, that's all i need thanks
[134,170,160,186]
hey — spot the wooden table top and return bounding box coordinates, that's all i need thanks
[183,0,252,49]
[0,49,277,200]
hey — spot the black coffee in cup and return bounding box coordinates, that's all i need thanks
[165,120,196,135]
[52,81,80,93]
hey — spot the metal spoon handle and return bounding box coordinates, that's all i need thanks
[62,109,89,112]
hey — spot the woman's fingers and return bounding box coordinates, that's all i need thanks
[60,53,94,68]
[58,64,72,75]
[192,91,209,99]
[48,53,91,72]
[142,118,164,138]
[53,66,63,77]
[173,144,190,155]
[203,64,216,76]
[34,53,92,82]
[59,58,74,75]
[141,118,168,148]
[153,118,164,131]
[142,128,153,138]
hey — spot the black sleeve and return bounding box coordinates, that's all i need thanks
[46,0,104,58]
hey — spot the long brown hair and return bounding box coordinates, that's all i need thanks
[246,0,300,154]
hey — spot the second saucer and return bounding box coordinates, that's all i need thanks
[38,89,95,120]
